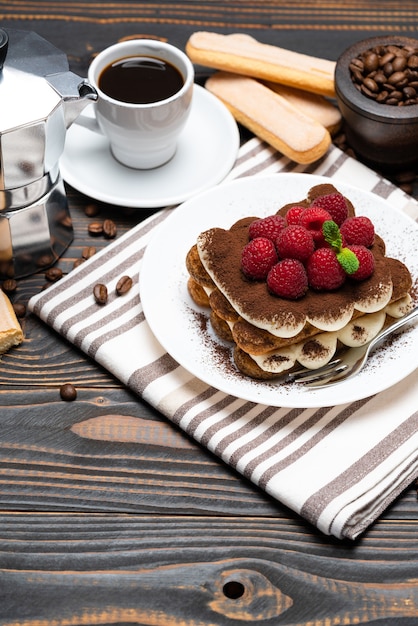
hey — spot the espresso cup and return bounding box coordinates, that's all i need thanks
[84,39,194,169]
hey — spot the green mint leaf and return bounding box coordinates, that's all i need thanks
[337,248,360,275]
[322,220,342,252]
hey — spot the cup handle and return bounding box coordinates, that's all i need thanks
[74,113,103,135]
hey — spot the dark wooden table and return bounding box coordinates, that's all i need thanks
[1,3,418,624]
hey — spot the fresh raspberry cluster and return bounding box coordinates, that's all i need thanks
[240,192,376,300]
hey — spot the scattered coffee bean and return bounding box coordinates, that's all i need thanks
[84,203,100,217]
[88,221,104,236]
[36,253,54,268]
[103,218,117,239]
[82,246,97,260]
[93,283,108,305]
[45,267,63,282]
[73,258,86,269]
[398,182,414,195]
[2,278,17,294]
[13,302,26,318]
[350,43,418,106]
[60,214,73,229]
[60,383,77,402]
[116,275,133,296]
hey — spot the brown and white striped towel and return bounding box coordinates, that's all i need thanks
[29,139,418,539]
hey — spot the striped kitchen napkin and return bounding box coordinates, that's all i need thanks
[28,138,418,540]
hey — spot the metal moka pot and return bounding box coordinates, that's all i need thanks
[0,27,97,278]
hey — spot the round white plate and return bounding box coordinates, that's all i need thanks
[140,173,418,408]
[60,84,239,208]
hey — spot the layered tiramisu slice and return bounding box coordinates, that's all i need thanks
[186,183,413,380]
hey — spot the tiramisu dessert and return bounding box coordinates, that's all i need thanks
[186,183,413,380]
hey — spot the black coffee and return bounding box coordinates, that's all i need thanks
[99,55,184,104]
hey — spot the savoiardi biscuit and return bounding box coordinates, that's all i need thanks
[205,71,332,164]
[186,32,336,97]
[0,289,23,355]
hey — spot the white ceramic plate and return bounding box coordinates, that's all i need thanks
[60,84,239,208]
[140,173,418,408]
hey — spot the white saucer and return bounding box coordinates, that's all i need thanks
[60,84,240,208]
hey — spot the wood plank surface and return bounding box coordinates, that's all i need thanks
[0,2,418,624]
[1,511,418,625]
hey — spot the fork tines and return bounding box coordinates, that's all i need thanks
[286,358,347,384]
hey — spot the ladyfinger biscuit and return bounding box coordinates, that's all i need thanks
[263,82,342,135]
[205,72,331,164]
[186,32,336,97]
[187,277,210,307]
[0,289,23,354]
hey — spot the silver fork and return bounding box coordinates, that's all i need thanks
[285,305,418,389]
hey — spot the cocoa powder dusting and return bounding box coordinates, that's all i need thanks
[351,324,367,342]
[301,339,329,359]
[189,309,238,377]
[198,186,411,334]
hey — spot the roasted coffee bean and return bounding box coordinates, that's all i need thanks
[390,90,403,100]
[363,52,379,72]
[363,77,379,92]
[392,56,407,72]
[13,302,26,318]
[60,383,77,402]
[93,283,108,305]
[382,61,394,77]
[379,51,395,67]
[376,90,389,103]
[82,246,97,259]
[408,54,418,69]
[103,218,117,239]
[387,71,408,87]
[84,203,100,217]
[350,67,364,84]
[116,275,133,296]
[36,254,54,268]
[361,84,377,98]
[88,221,104,236]
[45,267,63,282]
[73,258,86,269]
[350,43,418,106]
[373,71,387,85]
[2,278,17,293]
[403,86,417,99]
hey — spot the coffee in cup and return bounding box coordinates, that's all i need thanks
[98,55,184,104]
[84,39,194,169]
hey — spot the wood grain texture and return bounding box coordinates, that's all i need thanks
[1,382,416,516]
[1,512,418,625]
[0,388,290,517]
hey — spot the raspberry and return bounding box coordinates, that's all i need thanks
[306,248,346,290]
[267,259,308,300]
[340,216,375,247]
[311,193,349,226]
[347,244,375,280]
[275,225,315,262]
[298,206,333,246]
[285,205,305,225]
[249,214,286,241]
[241,237,278,280]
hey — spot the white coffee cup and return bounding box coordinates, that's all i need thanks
[80,39,194,169]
